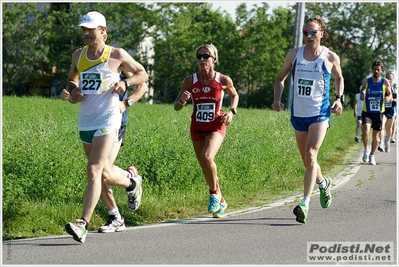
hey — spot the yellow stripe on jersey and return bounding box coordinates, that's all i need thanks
[77,45,111,74]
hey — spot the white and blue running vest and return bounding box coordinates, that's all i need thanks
[291,46,331,118]
[77,45,121,131]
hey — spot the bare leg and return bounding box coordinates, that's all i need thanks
[100,139,122,212]
[294,120,329,200]
[391,118,397,141]
[192,132,224,192]
[371,129,380,154]
[385,118,393,143]
[362,123,371,149]
[356,118,362,138]
[82,132,116,223]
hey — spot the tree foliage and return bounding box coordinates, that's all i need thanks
[2,2,397,108]
[235,3,294,108]
[148,2,239,103]
[3,3,49,95]
[305,2,397,103]
[2,2,153,96]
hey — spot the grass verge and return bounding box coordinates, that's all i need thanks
[2,96,360,239]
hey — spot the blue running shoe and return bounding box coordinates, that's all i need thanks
[213,198,227,218]
[208,194,221,213]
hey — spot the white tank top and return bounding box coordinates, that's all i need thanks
[77,45,121,131]
[355,93,364,116]
[292,46,331,117]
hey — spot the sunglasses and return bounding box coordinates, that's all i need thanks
[197,53,213,60]
[302,29,320,36]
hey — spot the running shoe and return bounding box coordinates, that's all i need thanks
[354,136,360,143]
[98,215,126,233]
[126,176,143,211]
[378,144,384,152]
[126,166,143,211]
[127,166,139,176]
[362,148,369,162]
[208,193,221,213]
[369,154,376,165]
[385,141,390,152]
[319,177,332,208]
[293,202,308,224]
[65,219,87,243]
[390,138,396,143]
[213,198,228,218]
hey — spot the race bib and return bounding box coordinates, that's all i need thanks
[385,100,392,108]
[196,103,215,122]
[370,100,381,112]
[80,72,103,94]
[296,78,315,98]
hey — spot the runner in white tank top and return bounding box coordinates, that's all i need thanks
[291,45,331,118]
[62,11,148,243]
[272,16,344,224]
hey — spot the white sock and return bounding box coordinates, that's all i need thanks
[301,197,310,207]
[317,178,326,189]
[109,208,121,220]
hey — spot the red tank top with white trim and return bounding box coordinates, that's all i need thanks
[190,72,225,131]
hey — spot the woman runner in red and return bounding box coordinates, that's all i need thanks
[174,43,239,218]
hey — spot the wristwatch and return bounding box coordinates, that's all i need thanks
[336,95,344,104]
[229,107,237,115]
[123,79,130,88]
[126,99,134,107]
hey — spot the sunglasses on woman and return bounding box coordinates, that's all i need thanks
[302,29,320,36]
[197,53,213,60]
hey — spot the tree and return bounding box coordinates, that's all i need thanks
[305,2,397,106]
[149,2,239,103]
[235,3,295,108]
[3,3,50,95]
[2,2,155,96]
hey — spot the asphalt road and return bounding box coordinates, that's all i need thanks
[2,141,397,265]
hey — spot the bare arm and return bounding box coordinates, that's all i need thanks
[329,51,344,115]
[360,78,368,101]
[272,48,297,112]
[114,48,148,87]
[222,75,239,112]
[66,49,85,104]
[384,78,392,102]
[174,76,192,111]
[221,74,239,125]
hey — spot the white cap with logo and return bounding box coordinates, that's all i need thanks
[78,11,106,29]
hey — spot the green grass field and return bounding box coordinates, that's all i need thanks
[2,96,359,240]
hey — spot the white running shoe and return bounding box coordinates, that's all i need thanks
[127,166,139,176]
[369,154,376,165]
[126,166,143,211]
[65,219,87,243]
[98,215,126,233]
[377,143,384,152]
[362,148,370,162]
[385,141,390,152]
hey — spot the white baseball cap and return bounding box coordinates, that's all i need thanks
[78,11,106,29]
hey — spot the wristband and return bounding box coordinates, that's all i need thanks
[336,95,344,104]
